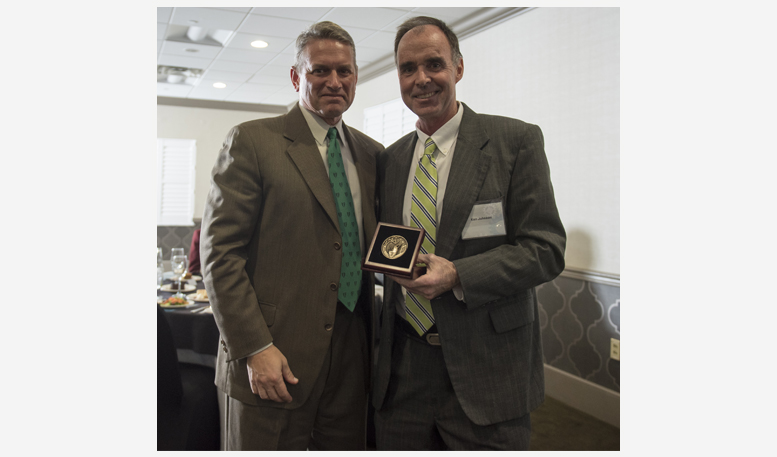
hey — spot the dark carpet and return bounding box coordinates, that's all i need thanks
[530,395,620,451]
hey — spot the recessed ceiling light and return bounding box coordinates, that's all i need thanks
[213,82,227,89]
[189,20,199,24]
[185,48,198,53]
[251,40,269,48]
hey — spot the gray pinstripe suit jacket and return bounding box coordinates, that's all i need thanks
[372,103,566,426]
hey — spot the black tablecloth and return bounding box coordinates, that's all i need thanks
[159,278,219,368]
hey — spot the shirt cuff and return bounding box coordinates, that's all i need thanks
[452,284,465,301]
[246,342,273,358]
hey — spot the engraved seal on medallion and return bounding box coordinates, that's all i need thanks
[381,235,408,260]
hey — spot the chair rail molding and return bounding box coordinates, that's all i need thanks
[560,267,620,287]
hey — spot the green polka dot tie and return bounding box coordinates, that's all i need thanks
[327,127,361,312]
[405,138,438,335]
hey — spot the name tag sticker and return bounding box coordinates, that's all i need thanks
[461,199,507,240]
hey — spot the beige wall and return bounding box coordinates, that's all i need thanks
[157,104,280,219]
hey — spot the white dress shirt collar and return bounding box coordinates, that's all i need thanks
[299,102,346,147]
[414,102,464,158]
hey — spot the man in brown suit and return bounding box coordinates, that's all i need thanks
[200,21,382,450]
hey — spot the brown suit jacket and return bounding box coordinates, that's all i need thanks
[201,104,382,409]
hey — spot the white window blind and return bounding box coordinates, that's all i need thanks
[363,98,417,146]
[157,138,196,226]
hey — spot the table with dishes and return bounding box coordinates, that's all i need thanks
[158,247,219,369]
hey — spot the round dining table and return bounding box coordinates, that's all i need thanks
[158,275,219,369]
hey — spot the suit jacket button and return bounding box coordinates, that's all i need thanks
[330,283,338,291]
[325,324,333,331]
[334,242,341,250]
[222,346,228,353]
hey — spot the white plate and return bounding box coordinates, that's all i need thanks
[157,298,195,308]
[160,283,197,293]
[187,292,209,303]
[163,272,202,281]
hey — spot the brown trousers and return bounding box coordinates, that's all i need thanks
[219,302,369,450]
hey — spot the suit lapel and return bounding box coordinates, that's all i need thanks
[435,104,491,259]
[284,105,340,233]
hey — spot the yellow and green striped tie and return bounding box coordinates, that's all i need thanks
[405,137,438,335]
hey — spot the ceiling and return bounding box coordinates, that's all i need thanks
[157,7,530,110]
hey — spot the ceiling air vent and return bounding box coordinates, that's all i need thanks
[157,66,204,85]
[164,25,233,47]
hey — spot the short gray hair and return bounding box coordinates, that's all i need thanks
[394,16,462,65]
[294,21,357,71]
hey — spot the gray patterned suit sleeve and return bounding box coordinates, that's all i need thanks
[452,119,566,308]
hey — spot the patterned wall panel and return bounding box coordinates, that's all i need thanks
[537,273,620,392]
[157,220,201,260]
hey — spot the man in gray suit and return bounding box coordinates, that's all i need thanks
[373,16,566,450]
[201,22,382,450]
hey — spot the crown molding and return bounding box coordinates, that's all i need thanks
[156,96,289,114]
[356,7,536,85]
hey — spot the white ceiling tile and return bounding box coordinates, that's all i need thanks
[161,41,223,59]
[202,70,254,84]
[250,7,332,22]
[271,52,296,68]
[239,15,314,39]
[157,82,193,98]
[354,46,390,62]
[413,7,484,23]
[170,7,248,31]
[188,79,240,100]
[158,40,163,55]
[227,32,295,52]
[255,63,293,77]
[325,7,408,31]
[218,48,276,65]
[157,23,167,40]
[357,31,396,50]
[343,26,377,44]
[384,13,417,32]
[157,7,173,23]
[157,54,214,70]
[209,60,264,74]
[249,72,291,86]
[212,7,252,14]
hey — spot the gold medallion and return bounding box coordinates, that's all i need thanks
[381,235,408,259]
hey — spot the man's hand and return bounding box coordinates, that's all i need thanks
[246,345,299,403]
[389,253,460,300]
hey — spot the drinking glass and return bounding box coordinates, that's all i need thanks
[172,254,189,299]
[171,247,185,259]
[157,247,164,288]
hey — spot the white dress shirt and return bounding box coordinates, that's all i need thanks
[397,102,466,317]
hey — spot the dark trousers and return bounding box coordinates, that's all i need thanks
[374,321,531,450]
[220,302,369,450]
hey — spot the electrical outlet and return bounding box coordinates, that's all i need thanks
[610,338,620,361]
